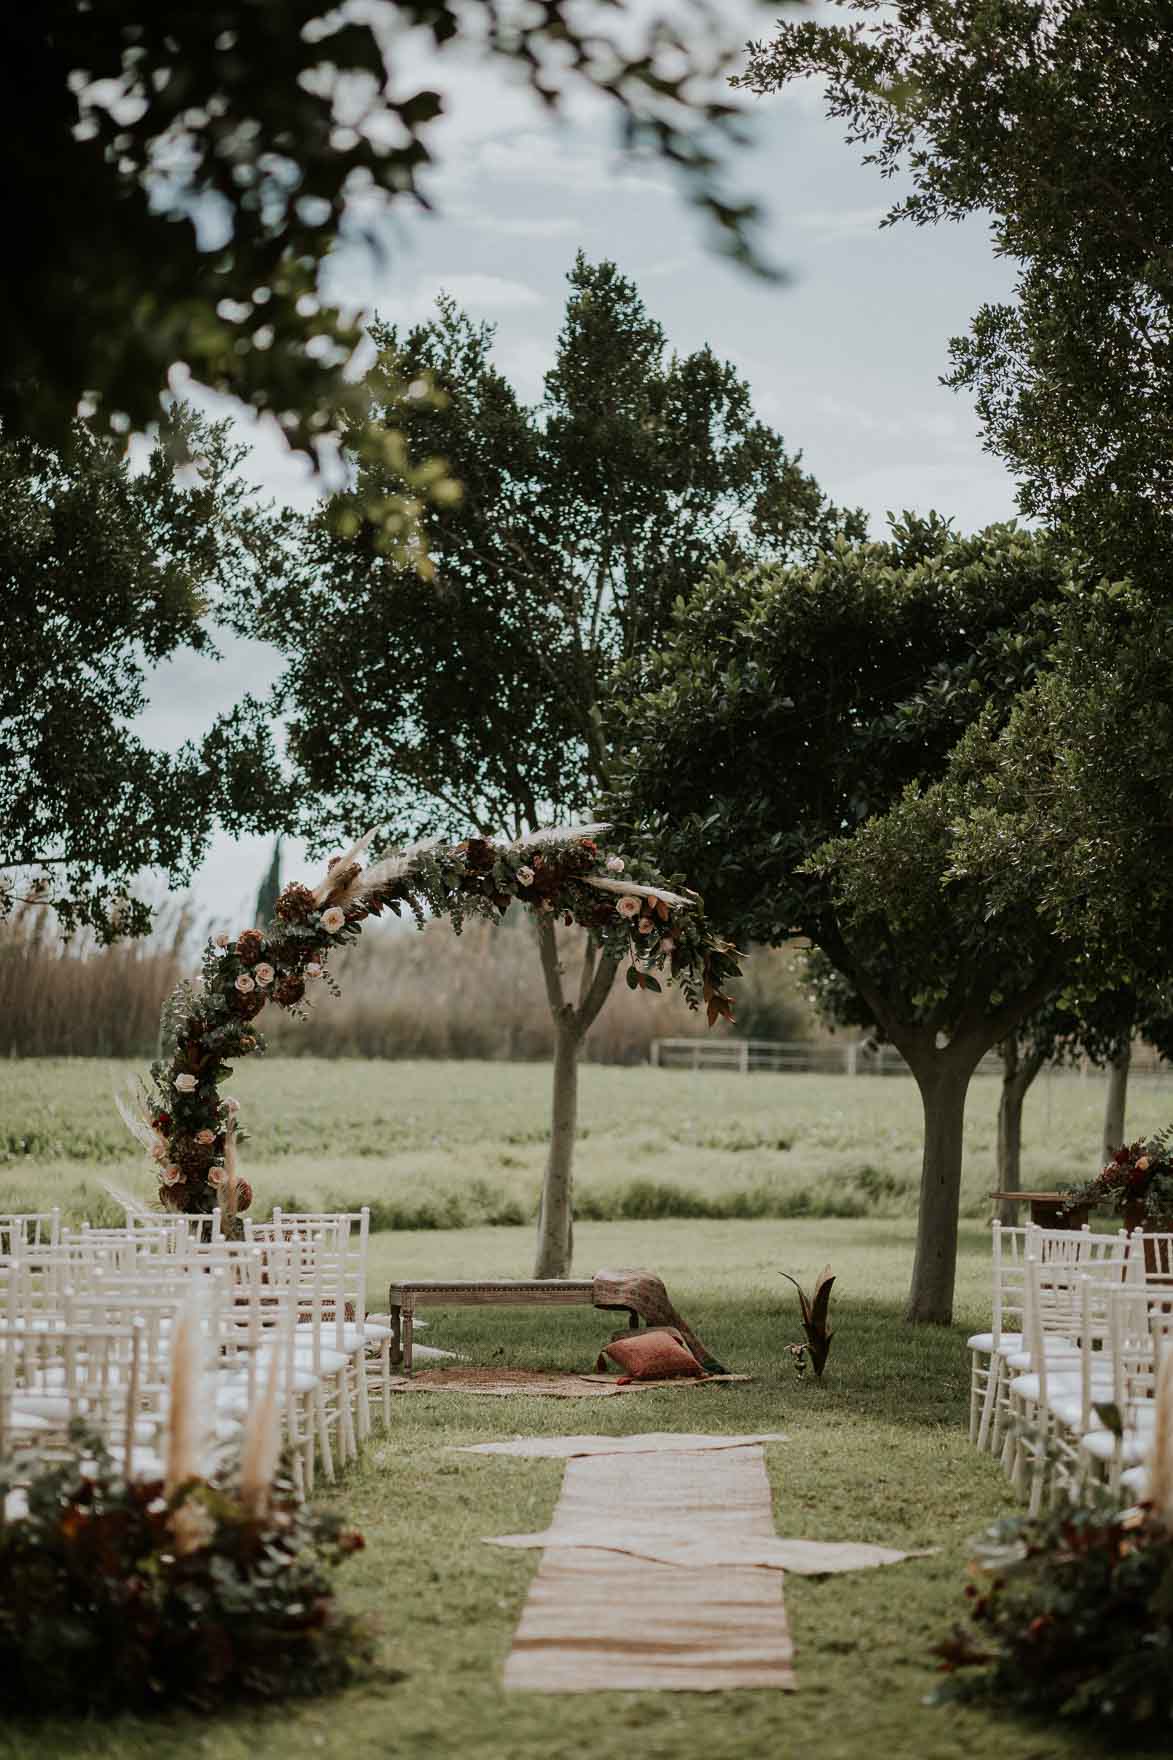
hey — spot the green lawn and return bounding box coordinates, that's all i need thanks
[2,1056,1165,1230]
[0,1060,1163,1757]
[0,1218,1146,1760]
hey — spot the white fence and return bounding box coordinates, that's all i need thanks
[648,1038,1002,1076]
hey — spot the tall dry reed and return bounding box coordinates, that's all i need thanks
[0,901,196,1057]
[4,900,812,1062]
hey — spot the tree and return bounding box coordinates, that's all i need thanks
[735,1,1173,591]
[946,583,1173,1076]
[987,987,1173,1224]
[237,254,854,1275]
[0,410,285,939]
[4,2,773,469]
[254,838,283,930]
[610,515,1087,1324]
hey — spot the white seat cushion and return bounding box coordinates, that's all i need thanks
[968,1331,1022,1353]
[1080,1428,1146,1465]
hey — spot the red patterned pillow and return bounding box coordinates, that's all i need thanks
[594,1327,706,1382]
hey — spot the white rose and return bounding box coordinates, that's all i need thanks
[195,1128,215,1146]
[221,1096,240,1116]
[234,972,255,994]
[213,931,230,949]
[208,1166,224,1187]
[321,906,345,934]
[305,962,323,979]
[254,962,275,987]
[174,1073,197,1093]
[161,1165,181,1186]
[605,855,625,874]
[616,896,641,919]
[515,866,535,886]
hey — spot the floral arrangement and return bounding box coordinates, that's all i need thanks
[1061,1126,1173,1228]
[123,825,739,1220]
[933,1503,1173,1728]
[934,1349,1173,1728]
[0,1429,376,1716]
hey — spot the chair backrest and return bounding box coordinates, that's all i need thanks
[0,1320,144,1472]
[0,1209,61,1256]
[1023,1255,1090,1403]
[123,1209,223,1250]
[1129,1231,1173,1284]
[245,1209,370,1345]
[990,1223,1037,1343]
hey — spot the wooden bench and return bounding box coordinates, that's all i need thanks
[387,1278,639,1374]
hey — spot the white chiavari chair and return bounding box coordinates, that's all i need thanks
[0,1209,61,1256]
[0,1321,155,1478]
[969,1222,1033,1450]
[250,1208,391,1437]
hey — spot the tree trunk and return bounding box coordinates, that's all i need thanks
[904,1051,979,1325]
[1102,1041,1132,1164]
[995,1039,1047,1226]
[533,1016,581,1278]
[531,917,620,1278]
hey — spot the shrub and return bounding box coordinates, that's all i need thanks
[935,1503,1173,1729]
[0,1432,379,1717]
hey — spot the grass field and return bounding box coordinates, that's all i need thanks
[0,1056,1162,1231]
[0,1059,1163,1758]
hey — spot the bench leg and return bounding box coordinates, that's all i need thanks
[403,1305,414,1376]
[627,1309,640,1330]
[389,1304,403,1366]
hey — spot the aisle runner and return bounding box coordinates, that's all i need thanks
[497,1438,795,1692]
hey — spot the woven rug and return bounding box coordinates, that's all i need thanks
[500,1440,795,1692]
[390,1368,750,1399]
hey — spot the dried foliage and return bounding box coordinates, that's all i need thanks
[0,1431,375,1717]
[130,831,738,1218]
[935,1503,1173,1729]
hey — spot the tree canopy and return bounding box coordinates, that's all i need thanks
[736,0,1173,589]
[609,515,1088,1321]
[4,2,773,468]
[232,251,849,1276]
[0,411,283,938]
[240,253,857,844]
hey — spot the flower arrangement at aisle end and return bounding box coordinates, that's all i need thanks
[1060,1125,1173,1229]
[122,824,740,1221]
[931,1349,1173,1730]
[0,1298,377,1716]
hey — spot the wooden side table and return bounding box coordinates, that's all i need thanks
[989,1191,1092,1228]
[386,1278,640,1374]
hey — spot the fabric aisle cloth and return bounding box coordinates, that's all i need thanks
[501,1442,796,1692]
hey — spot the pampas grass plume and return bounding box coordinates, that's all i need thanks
[165,1290,206,1498]
[1147,1342,1173,1525]
[221,1117,240,1222]
[238,1347,282,1521]
[165,1290,211,1555]
[312,829,376,905]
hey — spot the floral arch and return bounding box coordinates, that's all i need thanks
[121,826,739,1220]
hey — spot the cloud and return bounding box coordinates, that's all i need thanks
[453,209,581,241]
[434,272,543,310]
[791,205,890,240]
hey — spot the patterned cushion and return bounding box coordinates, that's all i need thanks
[595,1327,706,1382]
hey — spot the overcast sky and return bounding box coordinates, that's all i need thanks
[137,2,1022,928]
